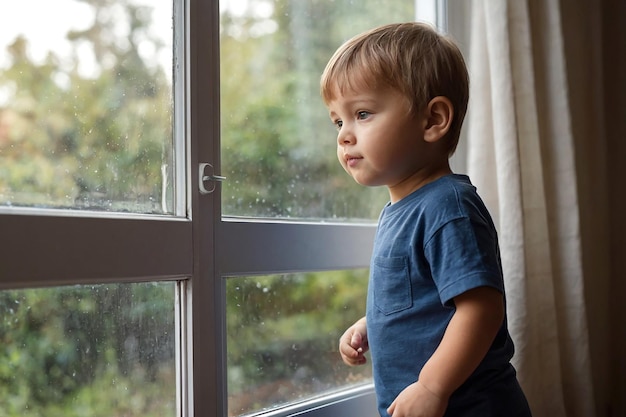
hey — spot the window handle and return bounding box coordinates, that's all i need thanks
[199,163,226,194]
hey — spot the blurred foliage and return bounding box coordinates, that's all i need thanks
[0,0,172,212]
[226,270,371,415]
[0,0,415,415]
[220,0,413,220]
[0,283,176,417]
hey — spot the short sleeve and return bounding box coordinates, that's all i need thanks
[424,216,504,307]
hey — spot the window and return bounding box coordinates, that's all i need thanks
[0,0,180,214]
[0,1,188,416]
[0,283,177,416]
[0,1,450,416]
[226,271,370,416]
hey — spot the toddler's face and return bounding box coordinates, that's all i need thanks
[327,86,432,202]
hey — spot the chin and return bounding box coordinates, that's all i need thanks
[353,177,382,187]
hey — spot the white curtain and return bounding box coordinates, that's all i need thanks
[465,1,596,416]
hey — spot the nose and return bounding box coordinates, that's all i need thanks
[337,125,355,146]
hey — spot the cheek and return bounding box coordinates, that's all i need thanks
[336,146,349,171]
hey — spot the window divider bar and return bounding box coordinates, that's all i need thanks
[217,219,376,276]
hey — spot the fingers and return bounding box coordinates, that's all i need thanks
[350,331,363,349]
[339,325,368,366]
[386,382,448,417]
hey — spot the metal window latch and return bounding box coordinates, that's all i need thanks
[199,163,226,194]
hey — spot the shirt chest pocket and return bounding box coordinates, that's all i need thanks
[372,256,412,315]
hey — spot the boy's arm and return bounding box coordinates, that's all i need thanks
[387,286,504,417]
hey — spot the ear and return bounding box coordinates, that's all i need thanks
[423,96,453,144]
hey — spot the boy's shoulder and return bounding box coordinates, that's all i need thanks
[384,175,486,225]
[399,174,490,229]
[416,174,477,212]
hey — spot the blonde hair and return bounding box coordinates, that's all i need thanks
[320,22,469,155]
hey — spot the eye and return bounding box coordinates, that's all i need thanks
[357,111,371,120]
[334,119,343,130]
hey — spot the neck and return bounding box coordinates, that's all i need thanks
[388,163,452,203]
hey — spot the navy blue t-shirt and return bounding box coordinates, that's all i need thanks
[366,174,528,416]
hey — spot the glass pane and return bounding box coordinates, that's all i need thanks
[220,0,415,221]
[226,270,371,416]
[0,0,175,214]
[0,282,176,417]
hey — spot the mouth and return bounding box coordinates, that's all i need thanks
[344,154,363,167]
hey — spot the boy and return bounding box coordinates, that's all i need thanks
[320,23,531,417]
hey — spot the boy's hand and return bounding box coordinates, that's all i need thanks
[386,381,448,417]
[338,317,368,366]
